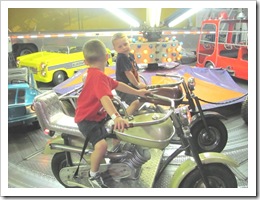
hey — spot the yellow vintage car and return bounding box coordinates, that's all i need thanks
[16,46,113,86]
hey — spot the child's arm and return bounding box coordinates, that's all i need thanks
[100,95,129,131]
[125,71,146,89]
[125,71,139,88]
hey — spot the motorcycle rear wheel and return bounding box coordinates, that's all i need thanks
[241,96,248,125]
[179,163,237,188]
[191,118,228,153]
[51,152,79,188]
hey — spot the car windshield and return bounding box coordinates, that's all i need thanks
[8,89,26,104]
[41,45,82,54]
[8,68,29,84]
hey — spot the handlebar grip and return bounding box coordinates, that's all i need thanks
[155,73,167,77]
[111,123,134,131]
[144,93,155,97]
[128,123,134,128]
[146,85,161,90]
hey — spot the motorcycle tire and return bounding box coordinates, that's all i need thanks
[241,97,248,125]
[51,152,79,188]
[179,163,237,188]
[191,118,228,153]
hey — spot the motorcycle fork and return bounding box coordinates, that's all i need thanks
[155,115,190,181]
[155,144,185,182]
[183,81,210,133]
[62,133,73,166]
[192,95,211,133]
[174,113,211,188]
[182,81,196,111]
[186,131,211,187]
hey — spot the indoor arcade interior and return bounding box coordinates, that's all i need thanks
[3,3,256,197]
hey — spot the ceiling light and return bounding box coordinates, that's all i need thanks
[104,8,140,28]
[168,8,203,27]
[146,8,161,27]
[236,9,246,19]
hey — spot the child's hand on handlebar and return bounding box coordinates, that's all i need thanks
[138,82,147,89]
[137,88,152,98]
[113,117,129,132]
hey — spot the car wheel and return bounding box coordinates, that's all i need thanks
[53,71,66,86]
[205,62,214,69]
[12,43,38,58]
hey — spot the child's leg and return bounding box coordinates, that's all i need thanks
[126,99,140,115]
[90,139,107,173]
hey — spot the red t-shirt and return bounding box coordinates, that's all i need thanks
[75,68,119,123]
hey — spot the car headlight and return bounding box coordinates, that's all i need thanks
[26,105,35,114]
[41,71,46,76]
[16,59,20,66]
[40,63,47,69]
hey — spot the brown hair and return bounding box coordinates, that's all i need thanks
[83,39,107,64]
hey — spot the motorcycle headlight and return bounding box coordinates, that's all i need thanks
[188,77,196,91]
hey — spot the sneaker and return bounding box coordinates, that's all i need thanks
[88,172,108,188]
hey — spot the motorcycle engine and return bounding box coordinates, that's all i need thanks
[110,143,151,179]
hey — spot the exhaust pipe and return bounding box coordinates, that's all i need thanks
[49,143,128,159]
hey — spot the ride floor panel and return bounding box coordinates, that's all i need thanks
[7,103,249,189]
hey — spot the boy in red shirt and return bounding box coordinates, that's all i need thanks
[75,39,149,188]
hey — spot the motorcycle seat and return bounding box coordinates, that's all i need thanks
[34,90,84,139]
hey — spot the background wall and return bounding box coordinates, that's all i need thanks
[9,8,196,32]
[8,8,246,51]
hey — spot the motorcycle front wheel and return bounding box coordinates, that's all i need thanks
[191,118,228,153]
[179,163,237,188]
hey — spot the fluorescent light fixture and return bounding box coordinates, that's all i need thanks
[237,11,246,19]
[104,8,140,28]
[168,8,203,27]
[147,8,161,27]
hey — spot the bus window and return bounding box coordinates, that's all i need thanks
[200,24,216,54]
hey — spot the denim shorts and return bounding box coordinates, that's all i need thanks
[116,91,139,105]
[77,119,108,147]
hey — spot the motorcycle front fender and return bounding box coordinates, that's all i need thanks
[190,111,227,127]
[43,135,64,154]
[169,152,239,188]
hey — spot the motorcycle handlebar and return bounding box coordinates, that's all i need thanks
[58,84,83,100]
[146,73,183,90]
